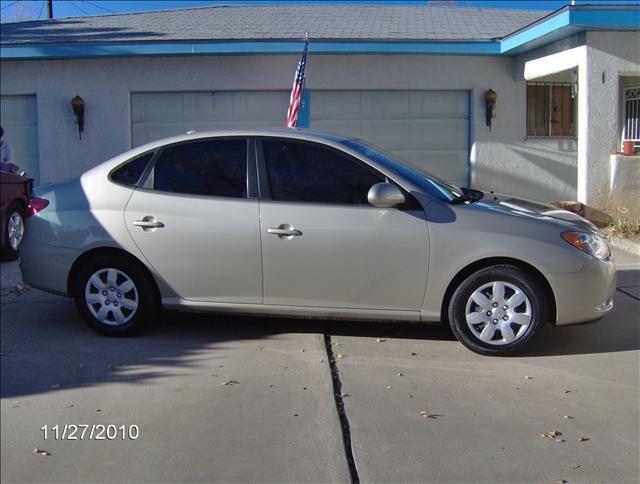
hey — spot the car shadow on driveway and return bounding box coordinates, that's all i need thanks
[2,273,638,400]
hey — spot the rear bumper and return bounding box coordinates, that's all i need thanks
[19,244,77,297]
[547,255,616,326]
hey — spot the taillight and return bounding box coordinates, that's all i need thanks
[27,197,49,217]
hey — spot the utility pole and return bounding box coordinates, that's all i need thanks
[46,0,53,19]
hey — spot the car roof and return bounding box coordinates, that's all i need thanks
[137,128,351,152]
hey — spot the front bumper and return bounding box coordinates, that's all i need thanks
[546,255,616,326]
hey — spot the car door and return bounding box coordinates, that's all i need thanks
[258,138,429,312]
[124,137,261,303]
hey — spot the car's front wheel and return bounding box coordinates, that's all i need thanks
[448,265,547,355]
[74,255,157,336]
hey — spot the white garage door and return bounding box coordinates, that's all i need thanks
[310,90,470,187]
[0,95,39,182]
[131,91,289,147]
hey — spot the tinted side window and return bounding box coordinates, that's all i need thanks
[263,140,382,204]
[154,139,247,198]
[110,152,154,186]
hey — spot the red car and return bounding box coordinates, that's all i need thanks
[1,170,32,260]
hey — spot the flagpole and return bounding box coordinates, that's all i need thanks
[301,32,309,111]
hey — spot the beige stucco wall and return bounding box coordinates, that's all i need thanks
[1,53,577,202]
[582,31,640,215]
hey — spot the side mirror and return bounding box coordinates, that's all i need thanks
[367,182,405,208]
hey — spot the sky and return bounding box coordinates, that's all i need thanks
[0,0,638,22]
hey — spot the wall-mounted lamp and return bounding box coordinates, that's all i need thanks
[71,95,85,139]
[484,89,497,131]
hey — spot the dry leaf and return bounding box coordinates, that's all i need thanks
[419,410,440,419]
[222,379,239,386]
[540,430,562,439]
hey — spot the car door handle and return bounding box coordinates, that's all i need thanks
[133,218,165,229]
[267,224,302,238]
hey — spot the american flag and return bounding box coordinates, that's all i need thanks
[286,36,309,128]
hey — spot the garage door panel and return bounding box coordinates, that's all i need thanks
[1,95,37,123]
[310,90,469,187]
[310,120,364,139]
[131,91,288,147]
[0,95,39,182]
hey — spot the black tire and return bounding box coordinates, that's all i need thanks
[447,265,547,356]
[73,254,158,336]
[2,202,25,261]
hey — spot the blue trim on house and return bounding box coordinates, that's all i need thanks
[298,90,311,129]
[0,39,501,59]
[500,7,640,54]
[500,10,572,53]
[0,6,638,60]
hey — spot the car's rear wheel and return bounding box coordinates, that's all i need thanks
[448,265,547,355]
[74,255,157,336]
[2,202,25,261]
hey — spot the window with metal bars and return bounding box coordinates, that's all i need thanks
[526,82,575,137]
[622,85,640,143]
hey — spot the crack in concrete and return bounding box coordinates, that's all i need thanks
[324,331,360,484]
[616,287,640,302]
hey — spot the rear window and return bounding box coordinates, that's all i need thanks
[110,152,154,186]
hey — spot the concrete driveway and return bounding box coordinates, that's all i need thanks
[1,247,638,483]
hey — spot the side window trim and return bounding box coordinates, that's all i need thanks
[246,138,259,199]
[255,137,386,205]
[139,149,160,189]
[255,137,272,200]
[142,136,251,199]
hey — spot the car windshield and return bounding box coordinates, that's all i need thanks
[340,138,465,202]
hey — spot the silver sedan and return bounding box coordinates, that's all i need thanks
[19,129,615,355]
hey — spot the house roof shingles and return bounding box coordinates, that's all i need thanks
[0,4,551,45]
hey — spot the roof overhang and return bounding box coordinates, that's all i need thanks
[0,4,638,60]
[500,5,640,54]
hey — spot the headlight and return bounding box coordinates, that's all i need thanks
[561,232,611,260]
